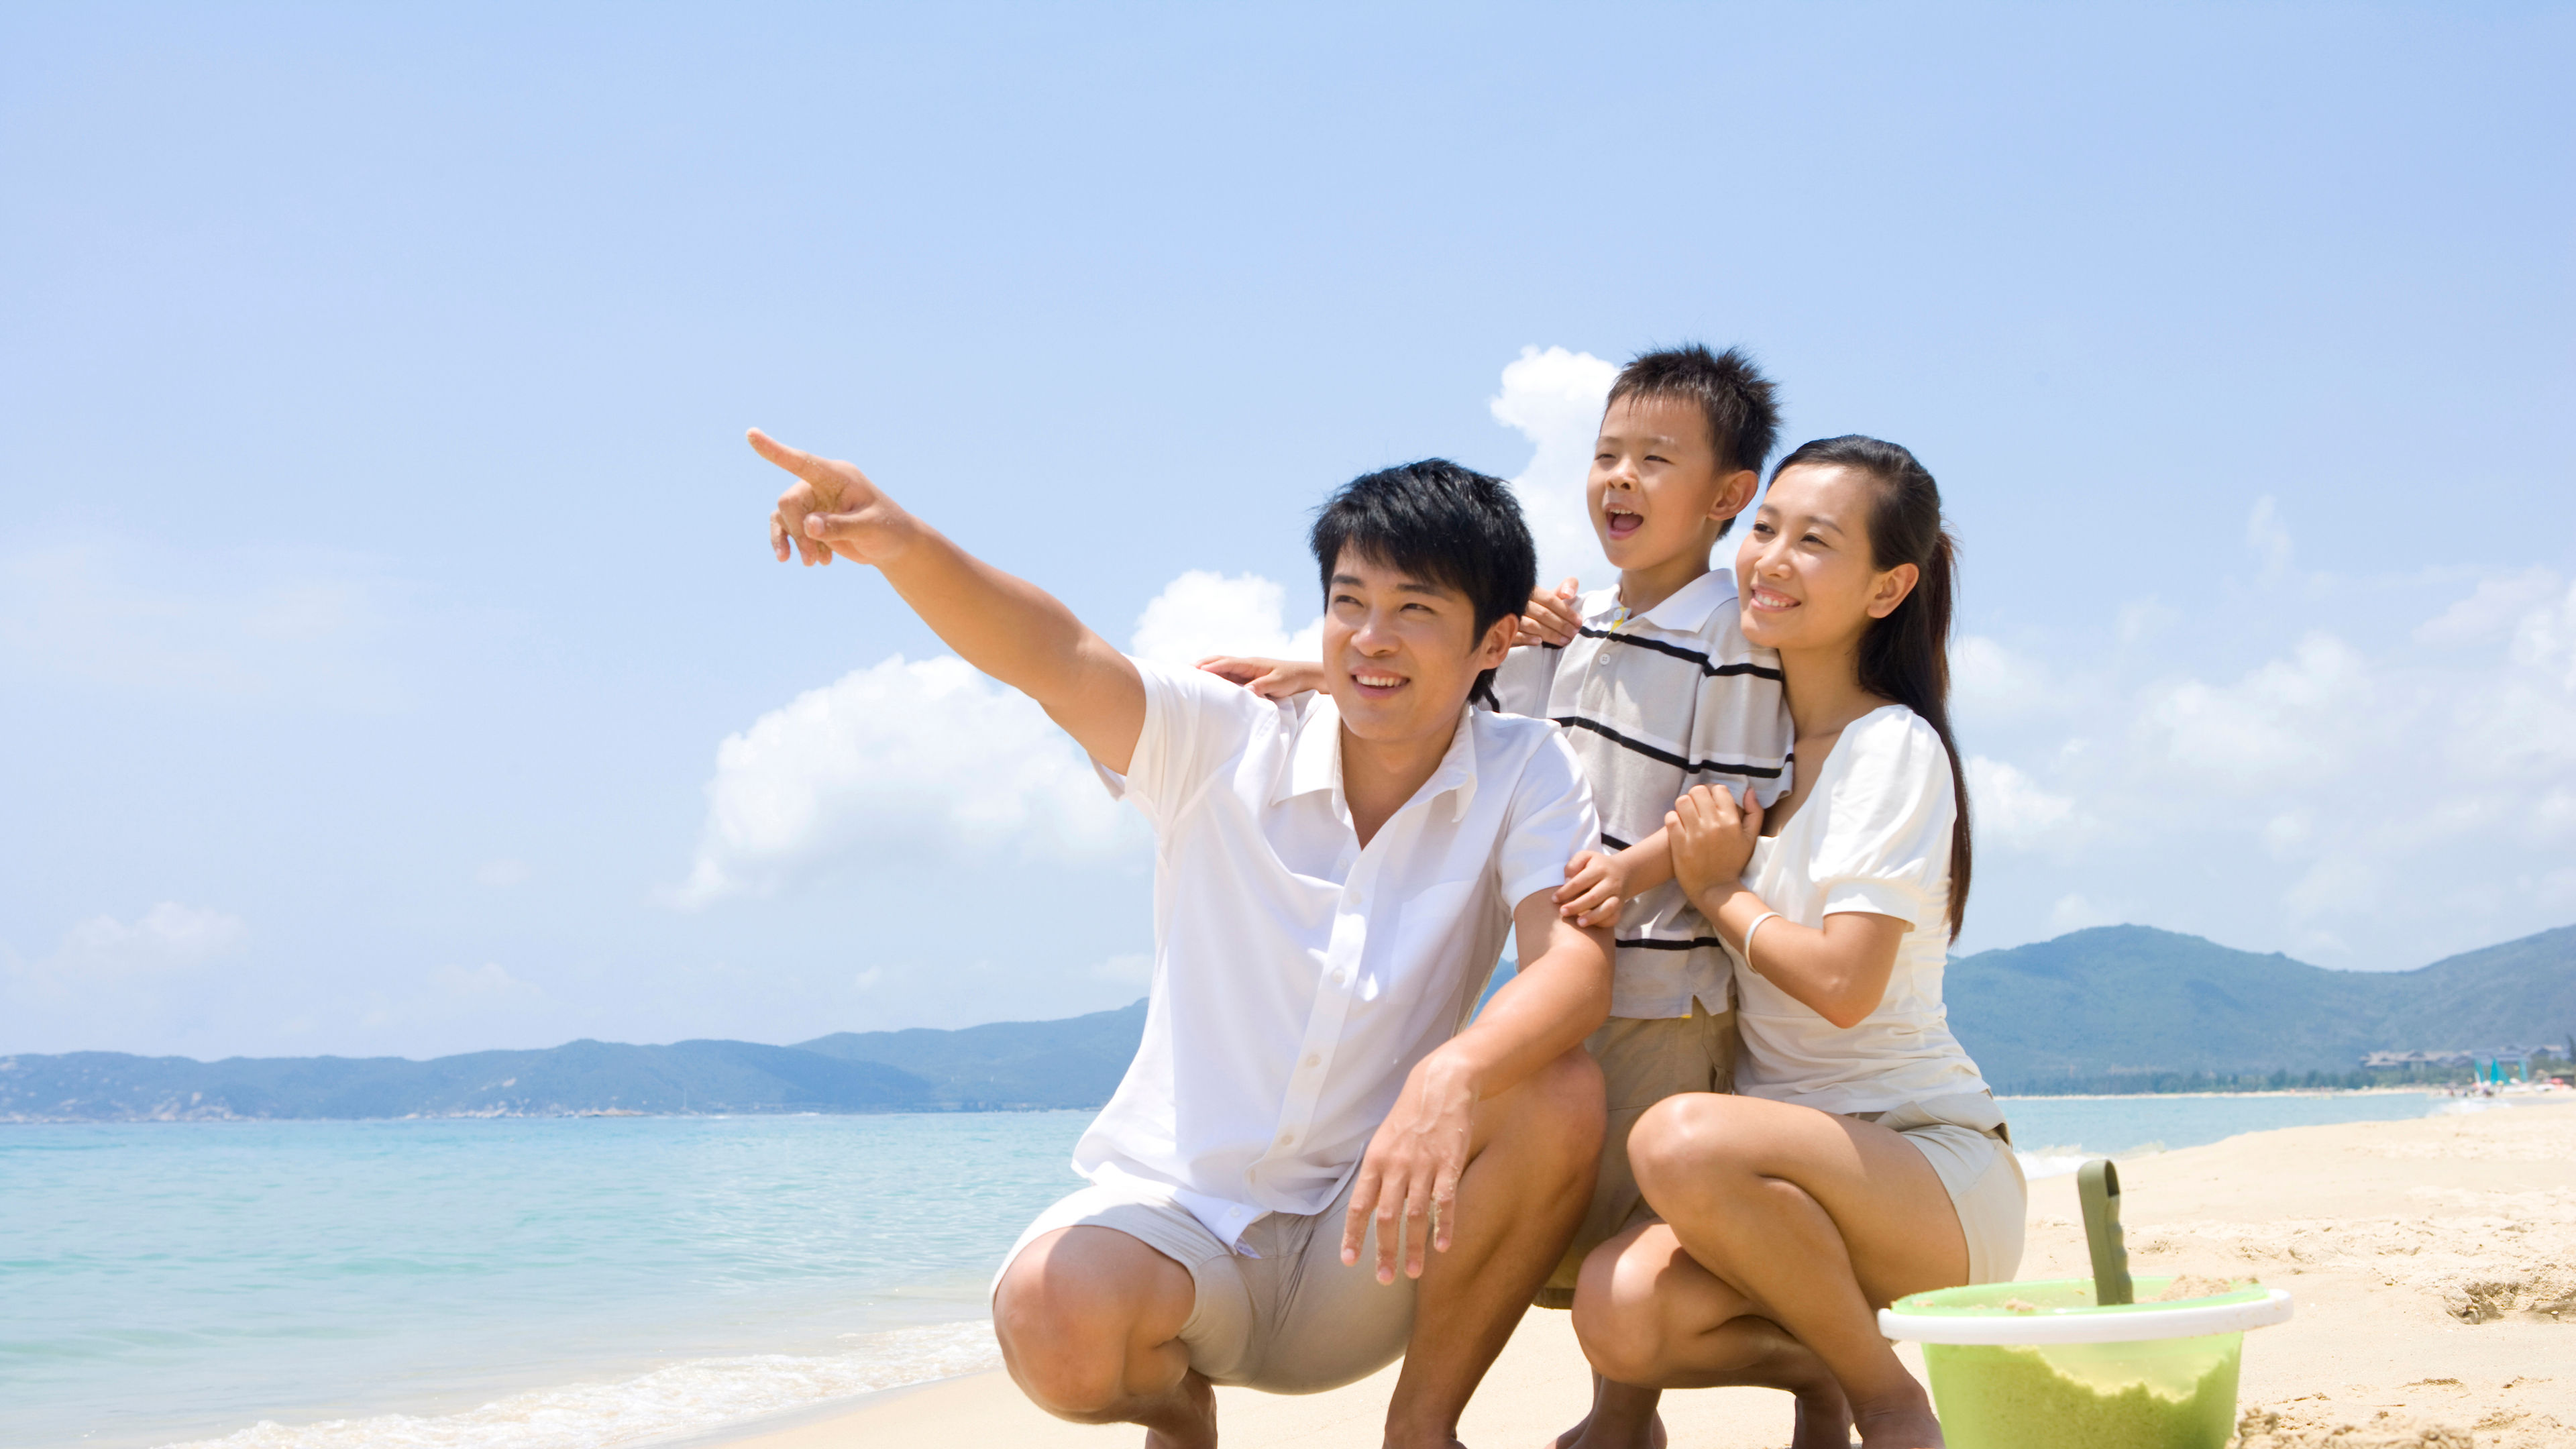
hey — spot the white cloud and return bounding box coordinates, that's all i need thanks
[2245,495,2295,581]
[1128,570,1322,667]
[1964,562,2576,963]
[673,655,1137,906]
[1954,635,2061,725]
[1490,345,1616,594]
[1,904,252,1052]
[1965,756,2081,849]
[0,543,411,709]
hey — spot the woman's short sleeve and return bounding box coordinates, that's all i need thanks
[1808,710,1955,932]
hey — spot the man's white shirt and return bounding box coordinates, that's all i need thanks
[1077,659,1600,1251]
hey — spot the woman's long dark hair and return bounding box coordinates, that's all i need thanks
[1771,435,1973,940]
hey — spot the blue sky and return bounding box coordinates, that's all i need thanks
[4,3,2571,1060]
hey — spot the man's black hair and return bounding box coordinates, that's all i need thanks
[1605,344,1782,537]
[1309,459,1537,709]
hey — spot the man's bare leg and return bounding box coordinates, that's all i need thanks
[1564,1222,1854,1449]
[992,1225,1214,1449]
[1380,1047,1605,1449]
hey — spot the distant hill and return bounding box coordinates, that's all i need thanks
[0,1039,936,1122]
[1947,923,2576,1091]
[4,926,2567,1122]
[795,1000,1146,1109]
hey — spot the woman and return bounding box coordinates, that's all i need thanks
[1565,436,2021,1449]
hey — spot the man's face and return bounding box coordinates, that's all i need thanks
[1321,547,1512,746]
[1587,393,1756,575]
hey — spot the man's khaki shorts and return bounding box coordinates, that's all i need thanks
[994,1173,1413,1395]
[1535,1002,1737,1308]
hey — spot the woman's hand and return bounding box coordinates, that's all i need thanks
[1554,849,1627,928]
[1195,655,1325,700]
[1667,784,1763,905]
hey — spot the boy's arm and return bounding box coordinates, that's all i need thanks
[1553,827,1677,928]
[1340,888,1611,1282]
[757,429,1146,773]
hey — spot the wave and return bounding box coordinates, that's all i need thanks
[156,1321,1001,1449]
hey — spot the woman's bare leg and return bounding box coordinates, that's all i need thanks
[1626,1093,1968,1449]
[1565,1222,1853,1449]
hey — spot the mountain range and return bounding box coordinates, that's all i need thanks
[4,924,2569,1121]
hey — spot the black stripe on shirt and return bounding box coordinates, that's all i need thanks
[1552,716,1788,780]
[1615,935,1729,951]
[1601,832,1633,851]
[1576,627,1786,682]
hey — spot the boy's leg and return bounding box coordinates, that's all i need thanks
[991,1222,1221,1449]
[1548,1003,1736,1449]
[1378,1046,1605,1448]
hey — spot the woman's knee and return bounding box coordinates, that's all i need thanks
[1629,1092,1758,1203]
[1569,1239,1667,1383]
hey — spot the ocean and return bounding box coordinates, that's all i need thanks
[1,1091,2460,1449]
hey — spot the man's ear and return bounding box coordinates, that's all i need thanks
[1866,562,1921,620]
[1474,610,1519,666]
[1707,468,1762,523]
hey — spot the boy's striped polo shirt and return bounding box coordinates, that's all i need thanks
[1489,567,1796,1020]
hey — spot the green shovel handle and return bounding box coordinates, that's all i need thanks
[2078,1159,2135,1306]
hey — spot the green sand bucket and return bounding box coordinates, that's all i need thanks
[1878,1277,2294,1449]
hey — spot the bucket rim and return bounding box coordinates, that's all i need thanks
[1878,1283,2294,1345]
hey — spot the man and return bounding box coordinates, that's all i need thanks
[759,431,1613,1448]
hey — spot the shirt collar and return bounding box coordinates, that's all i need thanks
[1276,694,1483,824]
[1589,567,1736,635]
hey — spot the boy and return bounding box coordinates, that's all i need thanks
[1204,344,1792,1447]
[758,437,1615,1449]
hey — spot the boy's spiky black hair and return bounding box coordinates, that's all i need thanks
[1606,345,1782,537]
[1309,458,1537,708]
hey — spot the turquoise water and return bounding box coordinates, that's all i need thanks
[1,1113,1092,1449]
[0,1093,2450,1449]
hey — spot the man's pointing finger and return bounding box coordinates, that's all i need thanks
[747,427,837,486]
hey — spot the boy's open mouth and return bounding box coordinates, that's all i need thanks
[1604,505,1643,539]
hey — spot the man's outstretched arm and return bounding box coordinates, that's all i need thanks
[754,429,1146,774]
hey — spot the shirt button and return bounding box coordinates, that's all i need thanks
[1277,1130,1295,1146]
[1332,970,1348,985]
[1303,1053,1321,1067]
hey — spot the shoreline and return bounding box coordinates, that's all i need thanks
[699,1098,2576,1449]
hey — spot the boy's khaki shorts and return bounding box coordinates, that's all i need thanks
[1535,1001,1737,1307]
[994,1171,1413,1395]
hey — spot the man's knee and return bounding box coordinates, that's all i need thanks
[992,1228,1188,1419]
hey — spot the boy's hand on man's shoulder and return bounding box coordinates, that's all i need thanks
[1195,655,1323,700]
[753,428,914,569]
[1515,577,1584,649]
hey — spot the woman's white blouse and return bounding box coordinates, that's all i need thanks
[1731,704,1991,1115]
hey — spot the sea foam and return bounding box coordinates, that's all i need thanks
[155,1321,1000,1449]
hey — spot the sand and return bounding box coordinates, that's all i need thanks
[708,1099,2575,1448]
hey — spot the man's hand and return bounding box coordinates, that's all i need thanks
[1668,783,1762,906]
[1342,1054,1477,1285]
[1196,655,1325,701]
[1515,576,1584,648]
[1554,849,1627,928]
[754,429,914,568]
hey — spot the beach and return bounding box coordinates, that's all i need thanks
[710,1097,2575,1449]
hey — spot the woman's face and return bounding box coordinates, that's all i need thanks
[1733,463,1919,656]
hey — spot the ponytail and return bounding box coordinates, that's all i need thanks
[1770,435,1974,939]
